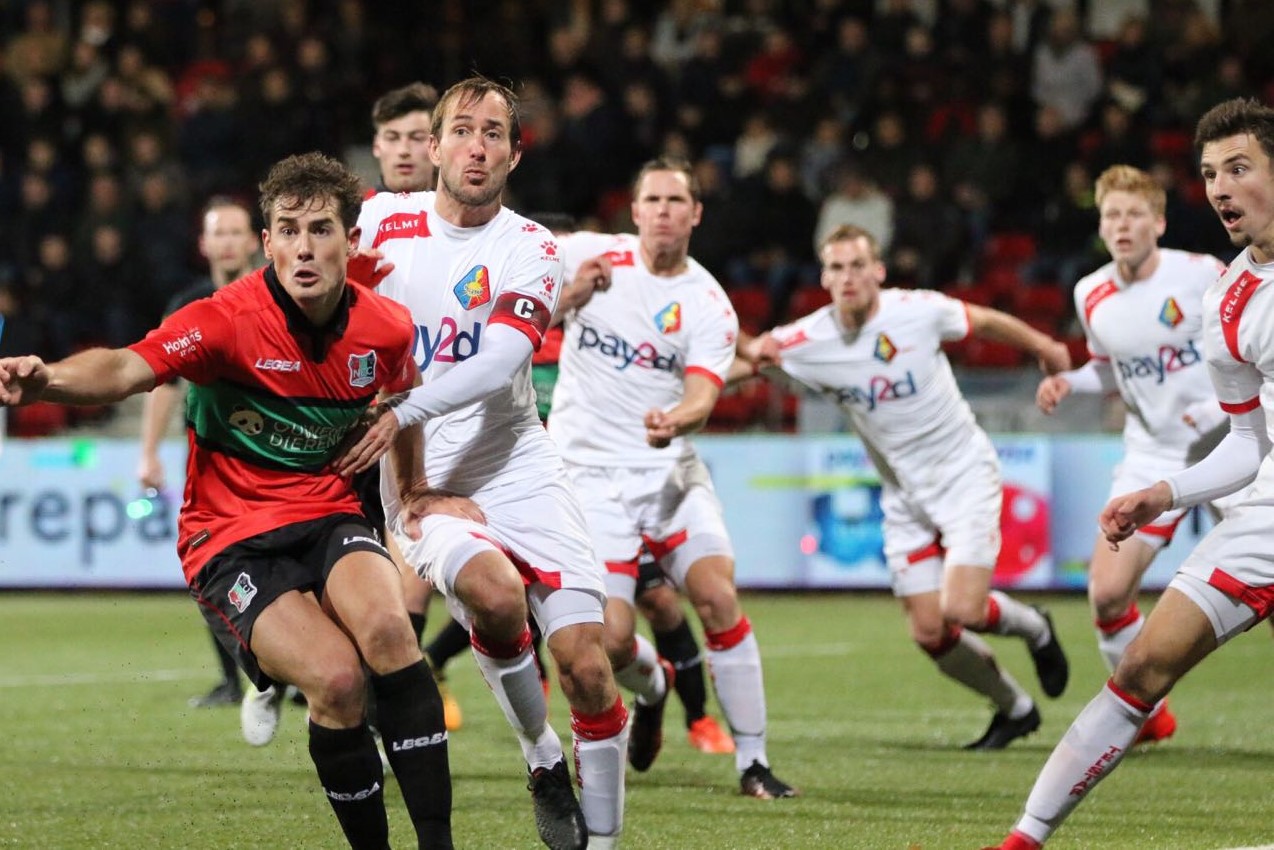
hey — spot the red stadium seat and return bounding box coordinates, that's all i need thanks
[9,402,69,437]
[1150,129,1192,160]
[962,337,1025,368]
[984,232,1037,266]
[786,286,831,321]
[1013,286,1067,318]
[729,287,771,335]
[983,265,1023,295]
[950,284,996,306]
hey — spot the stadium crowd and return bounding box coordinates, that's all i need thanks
[1,0,1270,428]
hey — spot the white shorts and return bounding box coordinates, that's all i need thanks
[1109,455,1192,551]
[1174,494,1274,626]
[384,469,605,638]
[884,442,1002,597]
[565,455,733,605]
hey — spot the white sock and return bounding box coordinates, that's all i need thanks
[987,590,1050,648]
[935,629,1033,716]
[572,699,628,840]
[1096,610,1144,673]
[472,646,563,770]
[706,623,768,772]
[1013,682,1149,843]
[612,634,666,706]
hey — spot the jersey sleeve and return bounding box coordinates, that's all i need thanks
[558,231,619,281]
[127,298,235,385]
[486,229,565,350]
[915,290,969,342]
[1071,279,1110,360]
[381,301,419,395]
[1209,273,1267,413]
[685,284,740,387]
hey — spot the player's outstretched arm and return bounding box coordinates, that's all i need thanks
[552,254,612,326]
[645,371,722,448]
[0,348,155,407]
[966,304,1071,374]
[138,381,184,489]
[1099,482,1173,545]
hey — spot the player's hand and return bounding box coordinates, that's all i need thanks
[0,355,51,406]
[744,333,782,370]
[399,485,486,539]
[563,255,613,311]
[1099,482,1173,546]
[1036,339,1071,375]
[644,407,677,448]
[1035,375,1072,414]
[331,402,401,477]
[137,454,165,490]
[347,248,395,289]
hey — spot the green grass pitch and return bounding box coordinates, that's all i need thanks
[2,591,1271,849]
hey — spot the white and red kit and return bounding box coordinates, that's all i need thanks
[770,289,1001,586]
[550,231,739,589]
[1071,249,1231,542]
[356,191,603,603]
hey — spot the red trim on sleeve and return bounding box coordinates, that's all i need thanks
[1220,396,1261,414]
[1219,270,1262,363]
[685,365,724,388]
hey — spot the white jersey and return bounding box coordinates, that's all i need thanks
[357,191,563,492]
[1074,248,1227,464]
[771,289,984,492]
[549,232,739,468]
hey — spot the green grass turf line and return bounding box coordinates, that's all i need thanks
[2,591,1272,849]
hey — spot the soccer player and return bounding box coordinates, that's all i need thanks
[550,157,795,798]
[744,224,1072,751]
[136,196,260,710]
[348,77,626,850]
[1035,164,1231,745]
[984,96,1274,850]
[0,153,454,850]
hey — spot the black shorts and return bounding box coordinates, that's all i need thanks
[189,512,389,690]
[352,465,386,534]
[635,551,670,596]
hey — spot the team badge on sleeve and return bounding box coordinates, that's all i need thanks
[453,265,493,309]
[654,302,682,334]
[348,351,377,387]
[873,333,897,363]
[1159,297,1184,328]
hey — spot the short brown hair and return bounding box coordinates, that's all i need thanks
[631,156,700,202]
[1094,165,1165,217]
[372,82,438,128]
[1195,97,1274,161]
[431,76,521,147]
[820,224,880,259]
[258,152,364,231]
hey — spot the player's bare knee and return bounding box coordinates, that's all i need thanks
[911,620,949,650]
[940,598,985,630]
[557,652,614,712]
[306,663,367,723]
[1112,641,1173,704]
[689,583,739,632]
[357,612,421,673]
[602,627,636,670]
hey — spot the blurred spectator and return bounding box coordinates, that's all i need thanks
[889,162,966,289]
[74,222,153,349]
[687,156,744,284]
[799,116,846,201]
[558,68,628,206]
[293,35,345,157]
[13,172,70,274]
[1022,161,1102,290]
[812,16,881,125]
[1086,101,1151,176]
[933,0,994,70]
[861,109,922,200]
[132,171,191,304]
[0,283,39,358]
[24,232,77,358]
[675,24,746,149]
[61,40,110,117]
[1030,8,1102,131]
[1104,15,1160,120]
[239,65,317,183]
[177,71,242,198]
[733,111,780,180]
[74,171,130,261]
[875,0,924,56]
[945,102,1023,248]
[975,10,1033,131]
[733,151,818,320]
[1021,104,1079,211]
[814,161,894,255]
[7,0,68,82]
[123,127,186,205]
[651,0,720,70]
[113,42,174,126]
[77,1,119,57]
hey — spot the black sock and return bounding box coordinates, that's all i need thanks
[409,612,427,645]
[371,660,453,849]
[423,618,471,673]
[308,721,389,850]
[209,627,240,691]
[654,619,708,726]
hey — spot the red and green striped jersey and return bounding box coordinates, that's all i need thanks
[128,266,416,582]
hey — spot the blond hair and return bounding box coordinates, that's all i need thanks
[1094,165,1165,217]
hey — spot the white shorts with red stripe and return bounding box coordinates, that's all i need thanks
[564,455,733,605]
[1174,486,1274,624]
[883,437,1002,597]
[385,470,606,636]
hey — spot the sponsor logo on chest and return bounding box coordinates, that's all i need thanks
[577,323,681,373]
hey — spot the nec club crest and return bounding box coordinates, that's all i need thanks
[228,572,257,612]
[348,351,377,387]
[1159,297,1184,328]
[453,265,492,309]
[873,333,897,363]
[654,302,682,334]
